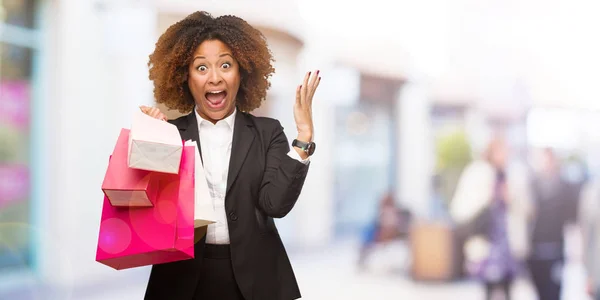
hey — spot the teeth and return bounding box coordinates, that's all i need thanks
[208,91,223,94]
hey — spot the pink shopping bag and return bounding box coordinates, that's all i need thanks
[102,129,161,207]
[95,141,196,270]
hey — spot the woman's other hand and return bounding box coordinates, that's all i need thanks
[294,70,321,142]
[139,105,167,121]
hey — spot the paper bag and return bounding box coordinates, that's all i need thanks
[184,140,217,228]
[96,145,196,270]
[102,128,159,207]
[128,110,183,174]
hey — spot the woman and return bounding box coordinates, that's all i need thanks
[140,11,320,300]
[450,136,531,300]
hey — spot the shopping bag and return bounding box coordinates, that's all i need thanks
[185,140,217,228]
[102,128,159,207]
[128,110,183,174]
[96,144,196,270]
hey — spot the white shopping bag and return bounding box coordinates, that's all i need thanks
[185,140,217,228]
[128,110,183,174]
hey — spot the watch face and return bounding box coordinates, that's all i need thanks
[293,139,315,156]
[307,142,316,156]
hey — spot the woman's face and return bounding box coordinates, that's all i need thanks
[188,39,240,123]
[489,139,508,168]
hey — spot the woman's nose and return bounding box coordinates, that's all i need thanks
[208,70,222,85]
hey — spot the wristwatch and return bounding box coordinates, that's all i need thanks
[292,139,316,156]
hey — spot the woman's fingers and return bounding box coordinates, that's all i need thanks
[307,72,321,104]
[139,105,167,121]
[295,84,302,108]
[139,105,151,114]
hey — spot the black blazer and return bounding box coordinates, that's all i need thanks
[144,110,309,300]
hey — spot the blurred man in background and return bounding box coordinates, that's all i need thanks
[527,148,580,300]
[579,171,600,299]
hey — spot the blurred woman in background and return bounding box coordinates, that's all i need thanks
[451,136,531,300]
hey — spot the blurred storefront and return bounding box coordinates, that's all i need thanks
[333,74,404,235]
[0,0,39,275]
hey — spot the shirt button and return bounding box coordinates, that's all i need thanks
[229,212,238,221]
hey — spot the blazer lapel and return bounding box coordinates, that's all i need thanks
[226,112,255,194]
[176,112,202,163]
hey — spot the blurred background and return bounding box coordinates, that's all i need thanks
[1,0,600,299]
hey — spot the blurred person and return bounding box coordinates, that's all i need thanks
[139,11,320,300]
[579,174,600,300]
[357,191,411,270]
[527,148,580,300]
[450,136,531,300]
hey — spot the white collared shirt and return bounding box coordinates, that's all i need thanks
[194,107,309,244]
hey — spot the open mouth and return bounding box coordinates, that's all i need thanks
[205,90,227,109]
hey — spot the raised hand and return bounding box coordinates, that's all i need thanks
[294,70,321,142]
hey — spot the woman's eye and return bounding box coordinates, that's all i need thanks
[222,63,231,69]
[197,65,207,71]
